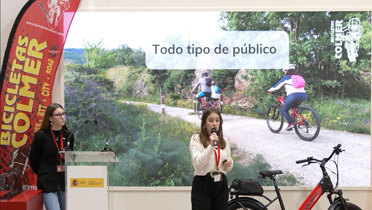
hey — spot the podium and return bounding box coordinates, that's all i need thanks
[61,151,117,210]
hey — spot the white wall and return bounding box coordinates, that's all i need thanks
[1,0,371,209]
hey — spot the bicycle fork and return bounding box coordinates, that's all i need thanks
[327,190,350,210]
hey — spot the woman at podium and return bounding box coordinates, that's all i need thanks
[30,103,75,210]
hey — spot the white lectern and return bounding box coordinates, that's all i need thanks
[61,151,117,210]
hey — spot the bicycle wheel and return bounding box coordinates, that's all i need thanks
[193,99,197,114]
[197,102,203,119]
[206,101,213,110]
[294,106,321,141]
[227,199,265,210]
[332,202,362,210]
[266,104,284,133]
[214,101,223,113]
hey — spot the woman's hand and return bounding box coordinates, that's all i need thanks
[267,88,275,93]
[209,132,218,147]
[222,159,232,167]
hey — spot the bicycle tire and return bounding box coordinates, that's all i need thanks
[193,100,197,114]
[293,106,321,141]
[266,104,284,133]
[206,101,213,109]
[214,101,223,113]
[227,199,265,210]
[197,102,203,119]
[197,102,213,119]
[330,202,362,210]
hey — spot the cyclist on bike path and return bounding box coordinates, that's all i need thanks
[211,81,222,102]
[192,72,212,105]
[267,64,307,131]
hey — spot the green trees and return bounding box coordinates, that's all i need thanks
[114,44,146,67]
[220,12,371,101]
[147,69,195,100]
[84,40,118,71]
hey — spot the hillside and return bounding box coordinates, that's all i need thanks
[64,48,85,64]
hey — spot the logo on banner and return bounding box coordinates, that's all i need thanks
[331,18,364,62]
[0,0,81,198]
[38,0,71,29]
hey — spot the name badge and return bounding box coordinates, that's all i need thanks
[57,165,65,173]
[213,174,222,182]
[210,171,222,182]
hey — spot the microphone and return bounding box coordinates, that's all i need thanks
[61,119,90,151]
[93,120,112,152]
[211,127,218,149]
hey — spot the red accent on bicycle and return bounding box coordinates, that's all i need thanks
[266,91,321,141]
[195,96,213,119]
[194,95,223,119]
[227,144,362,210]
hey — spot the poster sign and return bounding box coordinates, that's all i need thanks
[0,0,80,198]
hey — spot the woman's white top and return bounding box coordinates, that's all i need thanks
[189,134,234,176]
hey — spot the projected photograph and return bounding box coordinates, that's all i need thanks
[61,11,371,187]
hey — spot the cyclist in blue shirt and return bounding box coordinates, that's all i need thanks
[267,64,307,131]
[211,81,221,102]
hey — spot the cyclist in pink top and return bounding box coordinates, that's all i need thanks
[268,64,307,131]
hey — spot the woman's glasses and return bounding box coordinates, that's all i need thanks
[52,112,65,117]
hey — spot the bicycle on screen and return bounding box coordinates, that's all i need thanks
[266,91,321,141]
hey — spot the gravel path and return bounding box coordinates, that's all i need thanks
[125,102,371,187]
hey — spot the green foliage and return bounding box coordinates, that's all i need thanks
[309,97,371,134]
[211,69,239,92]
[110,104,197,186]
[114,134,193,186]
[116,66,148,98]
[147,69,195,96]
[64,77,120,151]
[84,40,118,69]
[220,11,371,100]
[226,155,298,186]
[113,44,146,67]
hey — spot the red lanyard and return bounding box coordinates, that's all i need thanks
[214,143,220,171]
[51,128,63,162]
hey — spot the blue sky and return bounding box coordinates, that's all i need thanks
[64,11,223,50]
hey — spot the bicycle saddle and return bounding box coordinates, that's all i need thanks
[293,101,303,108]
[259,170,283,178]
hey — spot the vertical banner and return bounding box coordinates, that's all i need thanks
[0,0,80,198]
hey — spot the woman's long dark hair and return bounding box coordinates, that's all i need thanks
[38,103,69,132]
[199,108,226,149]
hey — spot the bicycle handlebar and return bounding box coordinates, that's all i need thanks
[296,144,343,165]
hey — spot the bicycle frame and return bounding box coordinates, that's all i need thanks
[277,94,306,127]
[298,174,333,210]
[242,168,339,210]
[261,172,333,210]
[228,146,354,210]
[200,96,207,106]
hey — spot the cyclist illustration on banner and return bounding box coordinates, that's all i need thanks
[38,0,71,29]
[332,17,364,62]
[343,18,364,62]
[48,0,70,29]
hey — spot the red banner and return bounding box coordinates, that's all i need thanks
[0,0,80,197]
